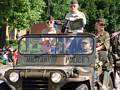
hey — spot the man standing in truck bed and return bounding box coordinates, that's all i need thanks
[61,0,86,33]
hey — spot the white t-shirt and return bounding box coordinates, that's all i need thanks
[40,28,56,53]
[65,11,86,32]
[41,28,56,34]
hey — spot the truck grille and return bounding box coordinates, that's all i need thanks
[22,77,48,90]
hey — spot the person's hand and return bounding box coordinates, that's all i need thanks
[96,43,102,51]
[96,44,104,51]
[96,47,99,52]
[96,42,102,47]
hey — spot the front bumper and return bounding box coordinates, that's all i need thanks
[3,68,94,90]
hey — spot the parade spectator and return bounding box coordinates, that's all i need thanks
[16,30,21,41]
[13,49,18,65]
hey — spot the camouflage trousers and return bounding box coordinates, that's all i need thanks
[96,51,108,64]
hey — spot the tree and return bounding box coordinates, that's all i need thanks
[0,0,45,48]
[0,0,45,30]
[44,0,71,20]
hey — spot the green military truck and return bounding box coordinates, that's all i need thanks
[0,33,117,90]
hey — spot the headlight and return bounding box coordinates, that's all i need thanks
[76,84,89,90]
[51,72,62,83]
[9,72,19,82]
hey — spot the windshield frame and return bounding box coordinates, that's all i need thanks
[18,33,96,55]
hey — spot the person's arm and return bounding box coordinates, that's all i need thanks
[103,32,110,50]
[82,13,86,27]
[96,32,110,51]
[96,44,105,51]
[77,11,86,27]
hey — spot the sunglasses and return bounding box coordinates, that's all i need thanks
[46,21,53,24]
[70,5,76,8]
[99,23,105,26]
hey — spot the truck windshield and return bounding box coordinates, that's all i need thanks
[17,34,95,66]
[19,35,94,55]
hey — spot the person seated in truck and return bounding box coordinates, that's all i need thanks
[95,18,110,63]
[40,16,57,54]
[81,38,92,54]
[41,16,57,34]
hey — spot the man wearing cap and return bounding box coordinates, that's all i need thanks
[63,0,86,33]
[95,18,110,62]
[61,0,86,53]
[81,38,92,54]
[95,18,110,51]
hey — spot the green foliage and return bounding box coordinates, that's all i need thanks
[0,0,45,29]
[51,0,71,19]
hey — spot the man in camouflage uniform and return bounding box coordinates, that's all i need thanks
[111,31,120,59]
[95,18,110,63]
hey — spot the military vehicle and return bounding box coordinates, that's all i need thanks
[0,33,118,90]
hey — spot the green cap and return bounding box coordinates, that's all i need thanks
[82,38,91,43]
[70,0,78,4]
[96,18,106,24]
